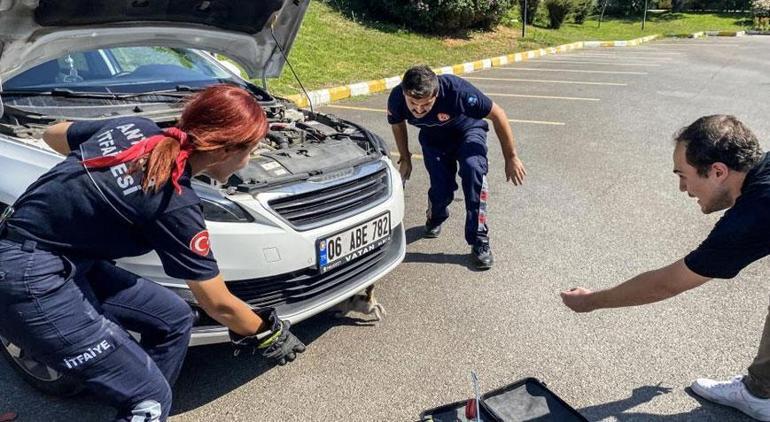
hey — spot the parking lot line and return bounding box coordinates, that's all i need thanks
[390,151,424,160]
[505,118,565,126]
[565,58,672,63]
[650,43,742,46]
[569,54,674,60]
[533,60,662,67]
[497,67,647,75]
[577,51,684,55]
[464,76,627,86]
[574,51,684,56]
[324,104,566,126]
[323,104,388,113]
[486,93,600,101]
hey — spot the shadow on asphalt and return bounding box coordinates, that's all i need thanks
[404,225,486,272]
[1,313,384,419]
[577,385,754,421]
[404,251,485,272]
[405,225,426,245]
[171,313,377,415]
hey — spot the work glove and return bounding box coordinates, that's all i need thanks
[229,308,306,365]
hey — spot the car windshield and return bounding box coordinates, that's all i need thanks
[3,46,237,94]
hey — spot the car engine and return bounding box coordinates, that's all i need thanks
[231,101,384,191]
[0,87,387,192]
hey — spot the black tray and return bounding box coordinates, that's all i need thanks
[421,377,587,422]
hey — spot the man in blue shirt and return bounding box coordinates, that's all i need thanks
[561,115,770,421]
[388,65,527,269]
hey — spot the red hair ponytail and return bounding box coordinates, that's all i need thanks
[82,84,268,194]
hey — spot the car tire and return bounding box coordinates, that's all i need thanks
[0,334,84,397]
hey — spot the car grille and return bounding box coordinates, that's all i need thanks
[268,168,389,230]
[225,241,389,309]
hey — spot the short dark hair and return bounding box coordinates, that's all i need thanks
[675,115,763,176]
[402,65,439,99]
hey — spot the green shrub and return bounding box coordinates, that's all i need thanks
[754,0,770,16]
[500,5,521,26]
[600,0,646,17]
[518,0,541,24]
[755,0,770,28]
[362,0,515,34]
[573,0,594,23]
[688,0,751,10]
[671,0,686,11]
[545,0,573,27]
[595,0,749,13]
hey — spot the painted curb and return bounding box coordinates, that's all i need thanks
[283,30,741,108]
[705,30,746,36]
[672,31,705,38]
[285,35,660,108]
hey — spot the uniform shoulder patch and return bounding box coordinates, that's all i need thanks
[467,95,479,107]
[189,230,211,257]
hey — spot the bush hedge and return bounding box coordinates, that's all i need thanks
[598,0,647,17]
[596,0,750,16]
[544,0,573,27]
[361,0,515,33]
[573,0,594,23]
[753,0,770,15]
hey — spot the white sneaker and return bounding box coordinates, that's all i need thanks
[691,376,770,421]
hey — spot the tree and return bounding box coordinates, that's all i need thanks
[545,0,574,28]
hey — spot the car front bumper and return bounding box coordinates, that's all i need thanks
[187,222,405,346]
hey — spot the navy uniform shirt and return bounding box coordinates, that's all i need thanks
[6,117,219,281]
[685,153,770,279]
[387,74,493,146]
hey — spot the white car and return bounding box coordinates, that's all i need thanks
[0,0,405,394]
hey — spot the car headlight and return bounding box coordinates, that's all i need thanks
[200,197,254,223]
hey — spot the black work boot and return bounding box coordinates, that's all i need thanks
[424,219,442,238]
[471,242,494,270]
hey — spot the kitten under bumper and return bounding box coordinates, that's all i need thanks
[331,285,387,321]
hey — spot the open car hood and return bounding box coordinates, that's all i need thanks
[0,0,309,82]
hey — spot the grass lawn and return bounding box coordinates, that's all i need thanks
[264,2,750,97]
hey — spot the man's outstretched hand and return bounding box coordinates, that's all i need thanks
[560,287,596,313]
[505,156,527,185]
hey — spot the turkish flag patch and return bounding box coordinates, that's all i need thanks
[437,113,450,122]
[189,230,211,256]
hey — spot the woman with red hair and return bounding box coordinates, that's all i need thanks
[0,85,304,421]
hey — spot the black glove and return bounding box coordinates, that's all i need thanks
[229,308,306,365]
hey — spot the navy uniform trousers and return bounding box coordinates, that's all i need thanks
[419,127,490,246]
[0,238,193,421]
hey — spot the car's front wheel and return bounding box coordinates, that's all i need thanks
[0,334,84,396]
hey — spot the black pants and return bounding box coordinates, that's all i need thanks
[420,128,490,246]
[0,239,193,421]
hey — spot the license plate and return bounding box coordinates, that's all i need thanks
[317,212,391,273]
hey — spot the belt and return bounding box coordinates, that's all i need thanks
[0,208,57,253]
[0,227,57,253]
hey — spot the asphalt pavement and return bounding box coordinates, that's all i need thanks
[3,36,770,421]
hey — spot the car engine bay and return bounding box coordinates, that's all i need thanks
[0,85,387,192]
